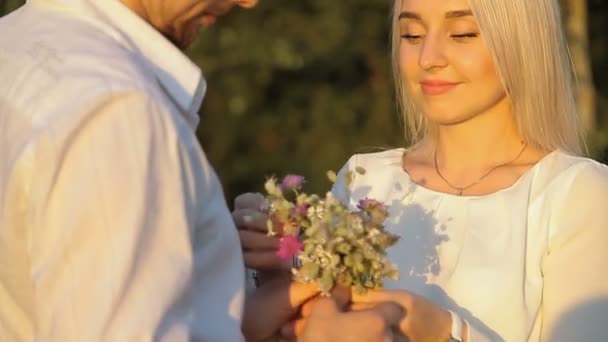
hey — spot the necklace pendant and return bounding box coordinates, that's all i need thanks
[457,188,464,196]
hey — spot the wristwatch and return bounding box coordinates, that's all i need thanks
[448,310,464,342]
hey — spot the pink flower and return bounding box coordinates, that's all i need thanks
[280,174,305,192]
[276,234,303,260]
[295,204,310,217]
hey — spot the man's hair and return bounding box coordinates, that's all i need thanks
[390,0,583,154]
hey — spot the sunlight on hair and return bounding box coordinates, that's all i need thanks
[391,0,584,155]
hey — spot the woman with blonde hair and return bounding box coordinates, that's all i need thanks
[234,0,608,340]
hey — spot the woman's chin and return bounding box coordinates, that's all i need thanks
[424,111,475,127]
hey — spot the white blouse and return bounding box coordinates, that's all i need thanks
[332,149,608,341]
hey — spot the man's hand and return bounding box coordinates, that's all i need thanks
[242,278,320,342]
[232,192,290,272]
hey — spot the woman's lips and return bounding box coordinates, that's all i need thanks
[420,80,461,95]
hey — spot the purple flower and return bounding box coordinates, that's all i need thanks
[357,198,385,211]
[280,174,305,192]
[357,198,389,224]
[276,234,303,260]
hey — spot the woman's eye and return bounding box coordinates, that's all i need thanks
[401,34,424,42]
[451,33,479,40]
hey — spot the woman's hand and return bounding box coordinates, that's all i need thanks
[351,289,456,342]
[245,280,405,342]
[282,288,457,342]
[232,193,290,276]
[299,297,405,342]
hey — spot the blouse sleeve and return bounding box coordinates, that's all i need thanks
[330,154,359,208]
[540,161,608,341]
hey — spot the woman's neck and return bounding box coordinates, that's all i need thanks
[431,98,525,173]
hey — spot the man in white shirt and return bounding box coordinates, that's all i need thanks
[0,0,403,341]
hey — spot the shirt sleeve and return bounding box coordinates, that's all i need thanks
[540,161,608,341]
[27,91,245,341]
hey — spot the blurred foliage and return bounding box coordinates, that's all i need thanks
[1,0,21,13]
[189,0,403,199]
[588,0,608,162]
[2,0,607,201]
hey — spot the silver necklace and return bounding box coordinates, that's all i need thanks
[434,142,528,196]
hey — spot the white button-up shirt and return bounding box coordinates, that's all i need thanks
[0,1,245,341]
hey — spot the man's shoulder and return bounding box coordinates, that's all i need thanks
[0,5,167,152]
[0,3,156,99]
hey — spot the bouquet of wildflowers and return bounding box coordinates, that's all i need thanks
[263,170,399,296]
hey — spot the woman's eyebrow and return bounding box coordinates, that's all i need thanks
[398,9,473,20]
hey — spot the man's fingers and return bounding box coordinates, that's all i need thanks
[232,208,268,232]
[250,280,318,338]
[234,192,267,210]
[244,250,291,270]
[239,230,279,250]
[279,320,297,340]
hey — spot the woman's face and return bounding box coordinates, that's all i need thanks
[398,0,507,125]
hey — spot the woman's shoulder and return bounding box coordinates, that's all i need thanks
[342,148,406,172]
[333,148,407,204]
[537,150,608,189]
[536,151,608,252]
[536,150,607,210]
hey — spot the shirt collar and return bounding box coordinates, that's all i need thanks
[30,0,206,129]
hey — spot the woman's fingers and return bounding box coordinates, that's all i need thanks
[294,316,307,337]
[299,286,350,318]
[352,289,410,306]
[364,301,406,329]
[348,302,376,312]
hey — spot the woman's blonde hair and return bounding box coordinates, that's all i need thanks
[391,0,583,154]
